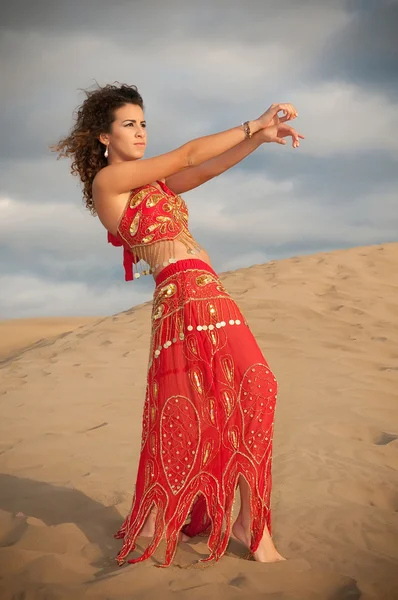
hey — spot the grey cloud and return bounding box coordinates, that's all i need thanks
[0,0,349,161]
[1,0,345,38]
[313,1,398,96]
[238,151,398,208]
[1,0,397,319]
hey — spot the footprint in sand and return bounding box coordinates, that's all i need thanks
[374,432,398,446]
[78,422,108,433]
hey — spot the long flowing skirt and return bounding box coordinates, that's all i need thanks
[114,259,278,567]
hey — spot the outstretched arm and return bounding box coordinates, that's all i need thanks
[165,133,263,194]
[165,120,304,195]
[94,103,298,196]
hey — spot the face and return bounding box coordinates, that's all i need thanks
[100,103,147,162]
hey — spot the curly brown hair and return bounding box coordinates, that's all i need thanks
[50,82,144,215]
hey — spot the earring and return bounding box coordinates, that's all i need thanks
[104,144,109,158]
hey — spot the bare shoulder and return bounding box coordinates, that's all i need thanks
[92,171,131,235]
[91,147,188,197]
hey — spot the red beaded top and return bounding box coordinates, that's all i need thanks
[107,179,201,281]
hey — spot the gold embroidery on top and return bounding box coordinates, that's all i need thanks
[166,195,189,227]
[146,193,163,208]
[129,212,141,237]
[142,234,155,244]
[130,188,147,209]
[146,215,176,236]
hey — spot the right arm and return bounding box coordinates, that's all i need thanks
[93,103,297,195]
[94,120,261,196]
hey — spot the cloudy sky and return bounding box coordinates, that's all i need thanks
[1,0,397,319]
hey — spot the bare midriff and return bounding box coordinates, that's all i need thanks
[143,241,213,281]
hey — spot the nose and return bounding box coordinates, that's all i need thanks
[135,125,145,138]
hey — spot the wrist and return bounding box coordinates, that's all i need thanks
[252,130,266,145]
[248,119,262,135]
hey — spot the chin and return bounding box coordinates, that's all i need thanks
[132,147,146,159]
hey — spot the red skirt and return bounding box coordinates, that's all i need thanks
[114,259,278,567]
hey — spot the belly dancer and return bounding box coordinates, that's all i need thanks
[52,83,303,567]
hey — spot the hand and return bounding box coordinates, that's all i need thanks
[256,103,298,130]
[257,122,305,148]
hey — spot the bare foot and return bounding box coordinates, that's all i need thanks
[138,510,189,542]
[232,517,286,562]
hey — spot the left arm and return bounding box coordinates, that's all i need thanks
[165,132,264,194]
[165,116,303,194]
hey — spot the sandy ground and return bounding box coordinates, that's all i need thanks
[0,242,397,600]
[0,317,101,361]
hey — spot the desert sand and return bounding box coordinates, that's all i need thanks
[0,242,397,600]
[0,317,100,361]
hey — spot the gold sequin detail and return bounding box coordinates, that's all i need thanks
[130,188,147,209]
[142,234,155,244]
[208,302,218,319]
[221,389,234,417]
[208,397,216,426]
[149,432,157,457]
[153,380,159,400]
[196,274,215,286]
[153,303,165,320]
[189,366,204,395]
[144,459,154,489]
[150,405,157,427]
[129,212,140,237]
[229,428,238,449]
[209,328,218,346]
[159,283,177,298]
[187,336,199,356]
[202,440,213,466]
[145,193,163,208]
[221,356,234,384]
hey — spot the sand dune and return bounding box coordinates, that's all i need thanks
[0,317,101,361]
[0,242,397,599]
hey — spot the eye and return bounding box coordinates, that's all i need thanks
[142,123,147,128]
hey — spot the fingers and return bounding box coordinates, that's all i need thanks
[274,103,298,122]
[278,124,304,148]
[292,131,305,148]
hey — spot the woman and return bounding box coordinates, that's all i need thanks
[52,83,304,568]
